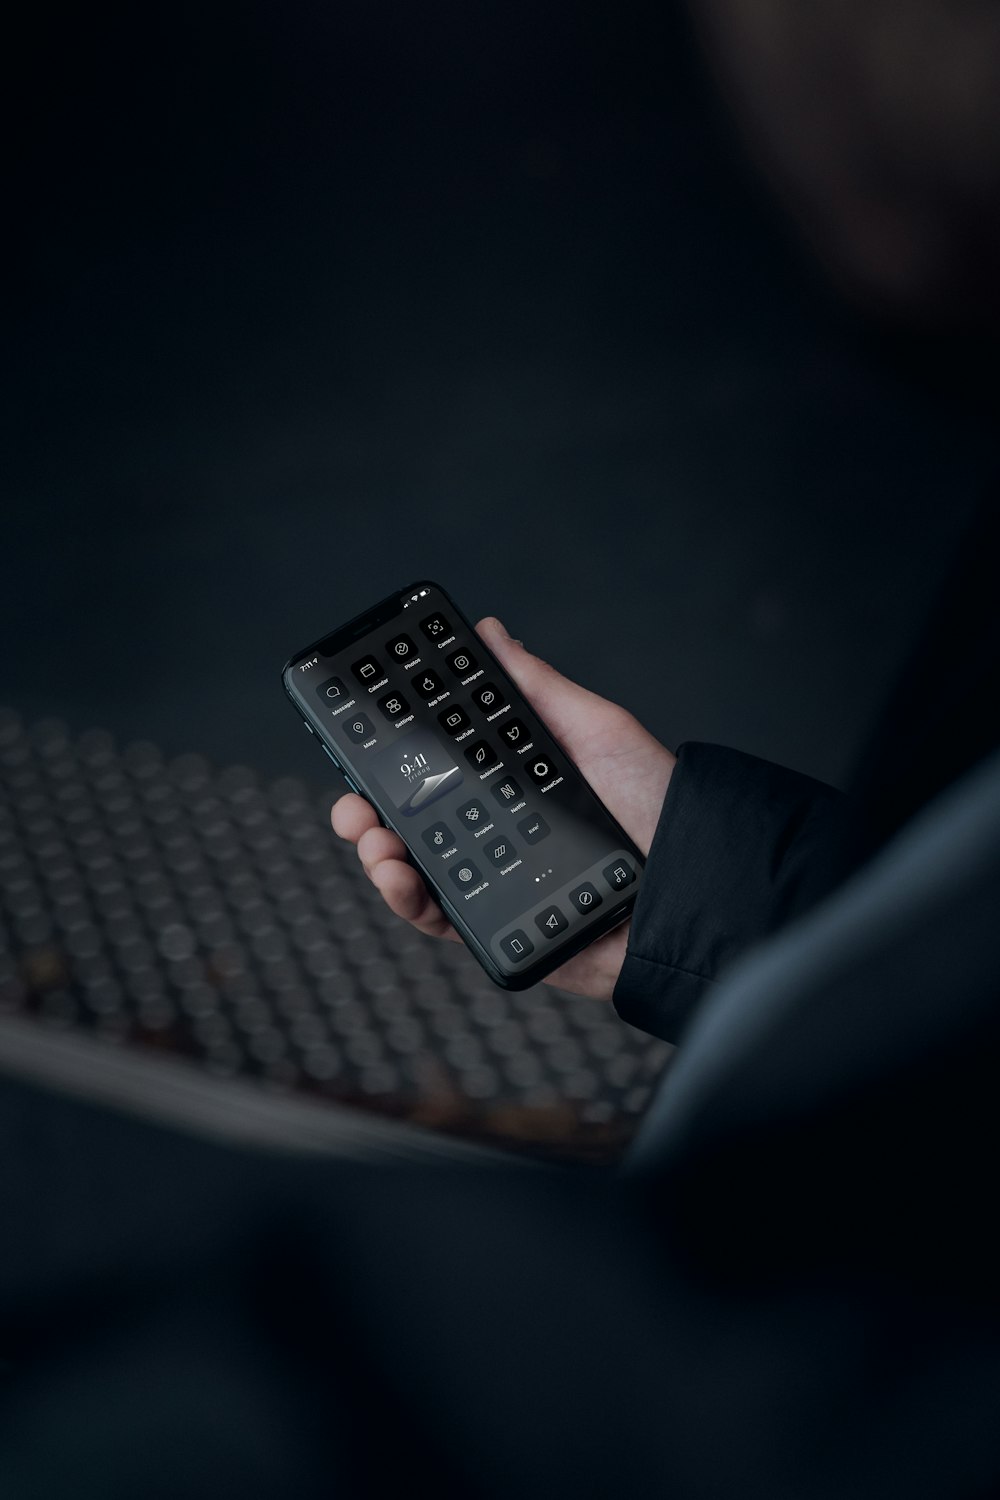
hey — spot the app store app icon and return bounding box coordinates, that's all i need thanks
[414,669,444,700]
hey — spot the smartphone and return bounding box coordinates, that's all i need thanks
[281,582,644,990]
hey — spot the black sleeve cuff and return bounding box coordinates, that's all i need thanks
[613,742,844,1044]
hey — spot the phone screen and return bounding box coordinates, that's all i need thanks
[283,583,643,986]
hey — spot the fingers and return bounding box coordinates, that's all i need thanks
[331,793,458,941]
[370,859,460,941]
[474,615,613,748]
[330,792,379,843]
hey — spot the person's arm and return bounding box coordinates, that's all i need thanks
[613,742,843,1043]
[332,617,844,1039]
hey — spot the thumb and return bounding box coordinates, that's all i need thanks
[474,616,610,747]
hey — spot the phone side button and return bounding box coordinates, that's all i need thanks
[302,719,315,734]
[344,774,362,795]
[321,744,341,769]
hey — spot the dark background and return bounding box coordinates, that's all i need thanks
[6,0,994,789]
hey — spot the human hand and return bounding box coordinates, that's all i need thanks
[331,617,676,1002]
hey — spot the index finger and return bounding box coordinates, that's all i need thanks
[330,792,379,845]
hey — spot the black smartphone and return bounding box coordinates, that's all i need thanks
[281,581,644,990]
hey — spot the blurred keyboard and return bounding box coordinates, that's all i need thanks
[0,710,671,1163]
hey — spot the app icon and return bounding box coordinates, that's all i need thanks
[527,755,556,785]
[499,718,529,747]
[473,682,506,714]
[414,669,445,700]
[351,655,382,686]
[386,633,417,662]
[486,836,515,867]
[457,798,488,828]
[370,727,463,814]
[421,822,455,855]
[446,647,479,677]
[449,858,482,891]
[569,881,602,914]
[377,691,410,721]
[316,675,348,705]
[534,904,568,939]
[464,739,499,771]
[419,613,451,642]
[500,929,534,963]
[342,714,375,744]
[438,705,471,736]
[602,859,636,892]
[491,776,524,807]
[517,813,550,844]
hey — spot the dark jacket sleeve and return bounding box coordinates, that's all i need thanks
[613,741,844,1044]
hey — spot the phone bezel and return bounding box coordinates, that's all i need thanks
[282,580,643,991]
